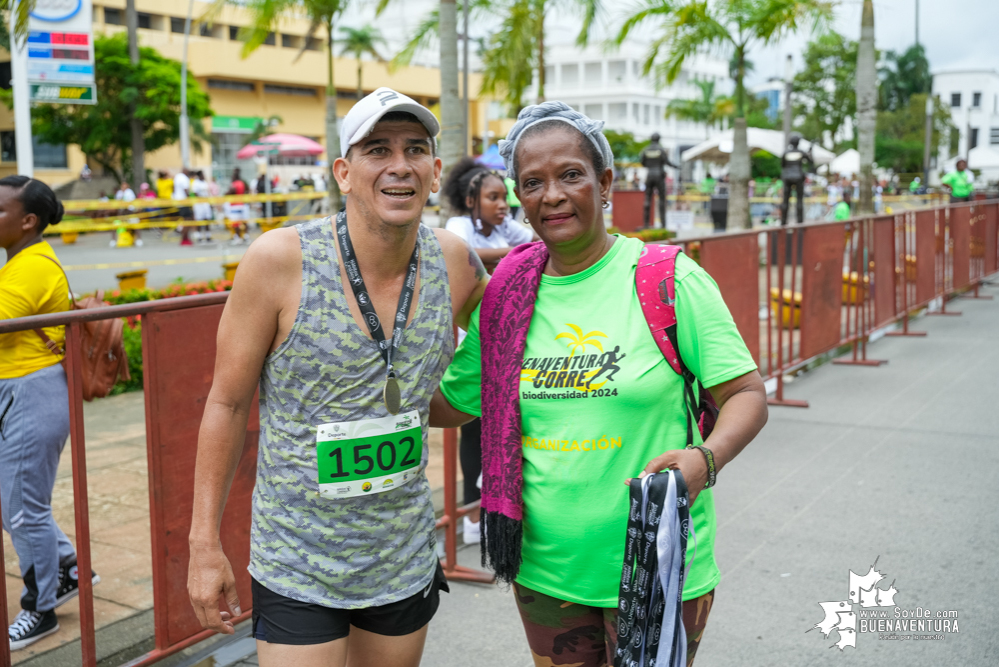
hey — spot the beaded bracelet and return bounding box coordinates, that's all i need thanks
[686,444,717,488]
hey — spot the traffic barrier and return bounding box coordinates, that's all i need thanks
[116,269,148,291]
[0,200,996,667]
[660,200,999,408]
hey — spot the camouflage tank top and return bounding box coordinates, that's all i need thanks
[249,217,454,608]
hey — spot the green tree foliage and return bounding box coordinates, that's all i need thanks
[31,33,212,184]
[727,92,776,129]
[389,0,599,114]
[873,93,954,173]
[617,0,833,229]
[794,31,952,174]
[879,44,931,112]
[339,24,387,100]
[603,130,644,165]
[665,79,732,137]
[751,150,781,178]
[792,31,857,151]
[479,0,539,113]
[1,0,33,46]
[111,320,144,395]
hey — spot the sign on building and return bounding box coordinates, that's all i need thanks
[26,0,97,104]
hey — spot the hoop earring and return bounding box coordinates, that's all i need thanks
[602,200,610,209]
[524,218,529,224]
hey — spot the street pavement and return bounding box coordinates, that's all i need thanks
[41,230,254,295]
[35,211,445,296]
[209,284,999,666]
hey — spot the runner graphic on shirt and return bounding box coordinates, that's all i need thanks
[585,346,627,388]
[520,325,630,397]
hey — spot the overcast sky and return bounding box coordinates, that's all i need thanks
[750,0,999,85]
[346,1,999,86]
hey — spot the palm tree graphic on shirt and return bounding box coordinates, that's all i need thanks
[555,323,607,357]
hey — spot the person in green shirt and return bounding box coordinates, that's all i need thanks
[700,174,716,195]
[431,103,769,666]
[833,189,852,221]
[504,175,521,220]
[908,176,922,194]
[941,159,975,202]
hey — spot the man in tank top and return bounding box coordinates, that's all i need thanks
[187,88,488,667]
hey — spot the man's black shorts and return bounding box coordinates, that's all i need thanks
[251,562,449,645]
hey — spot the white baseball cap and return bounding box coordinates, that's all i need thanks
[339,87,440,158]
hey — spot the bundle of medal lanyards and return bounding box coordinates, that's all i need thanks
[614,470,695,667]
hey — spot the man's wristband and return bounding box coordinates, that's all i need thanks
[686,445,717,488]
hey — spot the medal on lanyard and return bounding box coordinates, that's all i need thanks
[336,212,419,415]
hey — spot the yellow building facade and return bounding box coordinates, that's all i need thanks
[0,0,489,187]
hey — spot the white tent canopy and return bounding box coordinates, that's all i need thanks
[681,128,834,165]
[823,148,860,176]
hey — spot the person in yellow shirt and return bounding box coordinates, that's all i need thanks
[0,175,98,650]
[155,170,173,200]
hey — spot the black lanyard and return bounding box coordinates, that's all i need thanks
[335,211,419,414]
[615,471,690,667]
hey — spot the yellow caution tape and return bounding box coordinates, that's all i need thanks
[61,190,326,212]
[62,255,240,271]
[44,214,316,235]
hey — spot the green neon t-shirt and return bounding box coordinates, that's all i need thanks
[440,236,758,606]
[833,201,851,221]
[942,170,974,198]
[505,177,521,207]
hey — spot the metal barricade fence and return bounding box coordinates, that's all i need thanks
[1,200,997,666]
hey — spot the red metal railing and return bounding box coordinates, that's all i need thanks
[666,200,998,408]
[1,200,997,666]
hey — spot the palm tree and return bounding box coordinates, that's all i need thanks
[483,0,602,109]
[439,0,463,220]
[205,0,350,212]
[2,0,32,44]
[479,0,539,112]
[375,0,466,218]
[244,115,284,146]
[617,0,833,229]
[665,79,732,140]
[339,25,387,100]
[855,0,876,213]
[388,0,600,114]
[126,0,144,190]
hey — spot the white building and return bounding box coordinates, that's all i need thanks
[932,69,999,182]
[531,40,730,165]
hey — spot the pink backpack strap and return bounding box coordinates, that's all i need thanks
[636,243,683,375]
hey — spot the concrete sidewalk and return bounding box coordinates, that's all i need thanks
[443,289,992,667]
[11,285,997,667]
[211,284,999,667]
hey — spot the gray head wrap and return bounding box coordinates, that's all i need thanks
[498,101,614,182]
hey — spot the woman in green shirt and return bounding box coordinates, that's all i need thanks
[431,103,768,666]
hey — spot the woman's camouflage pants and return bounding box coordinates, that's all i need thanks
[515,582,715,667]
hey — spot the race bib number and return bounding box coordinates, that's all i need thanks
[316,410,423,499]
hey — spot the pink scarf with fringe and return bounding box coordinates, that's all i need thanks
[478,241,550,583]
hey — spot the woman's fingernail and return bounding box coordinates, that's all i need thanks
[234,605,242,616]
